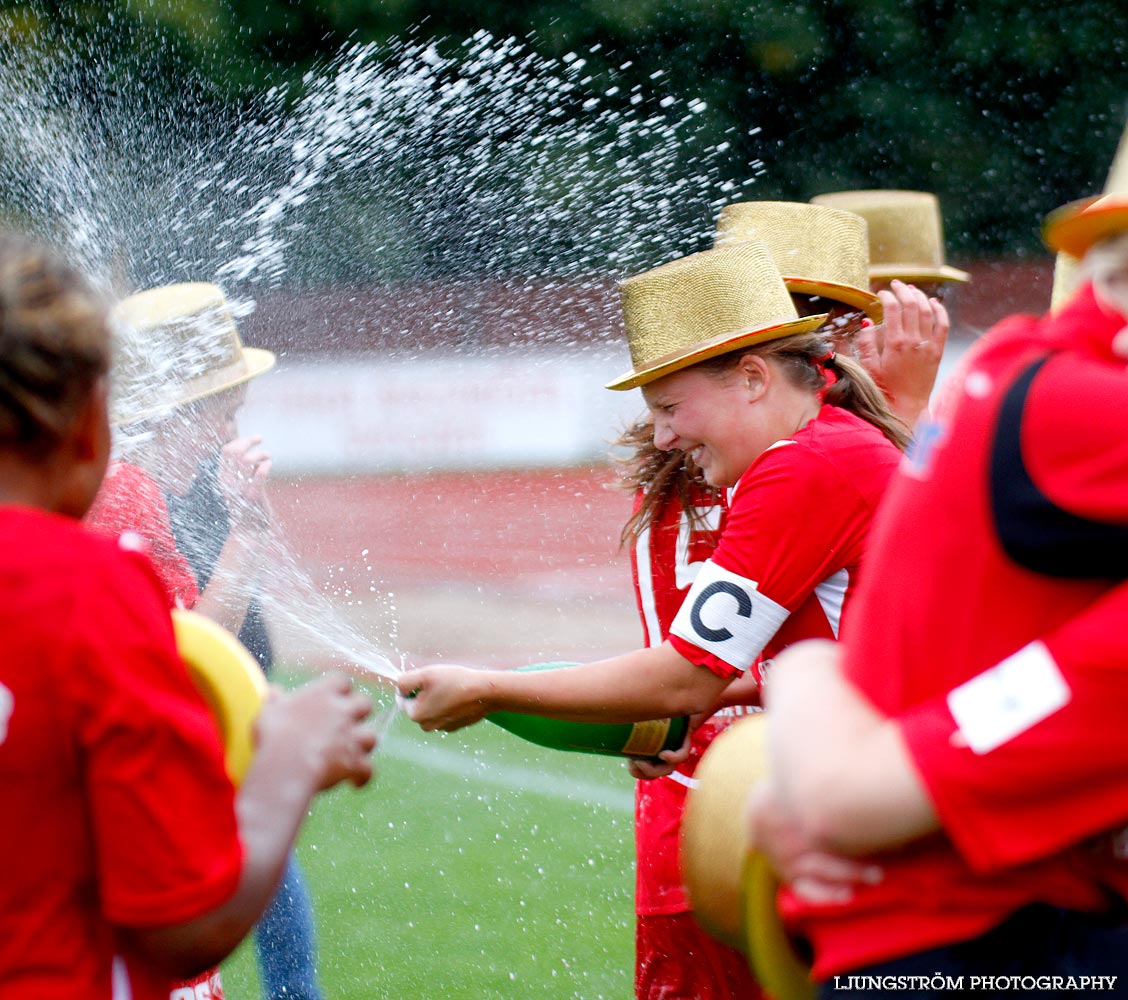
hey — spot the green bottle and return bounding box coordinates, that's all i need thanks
[485,662,690,761]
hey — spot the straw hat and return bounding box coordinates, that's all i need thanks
[713,200,882,321]
[810,190,970,284]
[681,713,814,1000]
[1043,121,1128,258]
[111,282,275,423]
[606,243,828,391]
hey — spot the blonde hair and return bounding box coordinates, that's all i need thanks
[0,234,110,456]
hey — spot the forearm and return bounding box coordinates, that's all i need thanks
[884,392,930,430]
[713,667,761,709]
[765,640,939,855]
[193,531,263,635]
[489,645,728,721]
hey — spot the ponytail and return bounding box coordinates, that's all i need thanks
[822,352,911,451]
[698,331,912,452]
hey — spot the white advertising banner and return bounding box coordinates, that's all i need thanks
[238,349,645,473]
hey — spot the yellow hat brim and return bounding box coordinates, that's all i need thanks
[1043,194,1128,258]
[681,712,814,1000]
[783,277,883,322]
[172,608,268,786]
[606,313,828,391]
[743,851,815,1000]
[116,347,276,426]
[174,346,277,408]
[867,264,971,284]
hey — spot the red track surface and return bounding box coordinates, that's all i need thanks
[269,464,637,602]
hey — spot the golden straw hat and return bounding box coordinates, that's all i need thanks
[810,190,970,284]
[713,200,882,321]
[606,243,828,391]
[1043,121,1128,258]
[111,282,275,423]
[681,713,814,1000]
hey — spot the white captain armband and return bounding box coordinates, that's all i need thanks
[947,641,1071,755]
[670,560,789,673]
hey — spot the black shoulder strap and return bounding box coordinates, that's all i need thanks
[991,354,1128,578]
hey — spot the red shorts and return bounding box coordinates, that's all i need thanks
[636,912,765,1000]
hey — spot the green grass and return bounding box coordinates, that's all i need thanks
[221,700,636,999]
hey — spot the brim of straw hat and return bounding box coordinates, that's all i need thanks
[867,263,971,284]
[174,346,276,408]
[681,715,769,950]
[605,313,827,391]
[782,276,883,322]
[116,347,276,426]
[1042,193,1128,259]
[681,714,814,1000]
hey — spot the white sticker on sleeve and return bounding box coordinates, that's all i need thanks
[670,559,789,673]
[0,682,11,745]
[946,641,1071,755]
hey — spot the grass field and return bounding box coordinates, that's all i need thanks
[220,682,639,999]
[221,467,646,998]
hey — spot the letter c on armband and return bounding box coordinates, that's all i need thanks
[689,581,753,643]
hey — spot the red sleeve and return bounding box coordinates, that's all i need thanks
[668,441,869,676]
[86,463,200,609]
[899,357,1128,873]
[69,546,241,926]
[901,582,1128,874]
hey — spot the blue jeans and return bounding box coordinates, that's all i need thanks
[254,853,323,1000]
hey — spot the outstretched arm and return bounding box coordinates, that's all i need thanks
[397,642,731,732]
[194,435,272,635]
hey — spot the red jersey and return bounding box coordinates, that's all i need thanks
[0,507,241,1000]
[668,405,901,678]
[631,481,733,915]
[787,283,1128,978]
[86,461,200,609]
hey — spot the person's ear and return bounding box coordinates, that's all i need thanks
[56,379,111,519]
[71,379,110,463]
[737,353,770,401]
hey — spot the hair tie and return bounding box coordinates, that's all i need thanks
[813,350,838,400]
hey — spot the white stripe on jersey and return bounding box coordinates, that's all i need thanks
[635,522,662,648]
[714,703,762,718]
[814,567,849,639]
[674,503,724,591]
[112,956,133,1000]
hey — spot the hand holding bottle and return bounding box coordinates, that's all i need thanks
[396,663,491,732]
[398,660,690,760]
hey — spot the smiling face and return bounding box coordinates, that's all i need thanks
[641,358,778,488]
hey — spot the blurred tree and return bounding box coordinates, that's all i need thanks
[1,0,1127,261]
